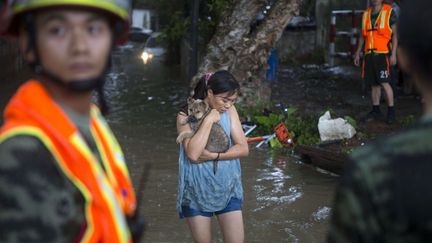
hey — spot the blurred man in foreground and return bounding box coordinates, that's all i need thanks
[0,0,144,242]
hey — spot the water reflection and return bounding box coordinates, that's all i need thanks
[242,151,336,243]
[0,46,339,242]
[100,48,339,242]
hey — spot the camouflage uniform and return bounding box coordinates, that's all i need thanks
[0,107,100,242]
[0,136,85,242]
[328,116,432,243]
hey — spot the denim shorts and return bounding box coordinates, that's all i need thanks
[179,198,243,219]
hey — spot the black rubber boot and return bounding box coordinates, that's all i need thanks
[387,107,396,124]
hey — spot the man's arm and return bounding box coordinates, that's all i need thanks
[390,23,398,66]
[390,9,398,66]
[0,135,85,242]
[327,160,382,243]
[354,35,365,66]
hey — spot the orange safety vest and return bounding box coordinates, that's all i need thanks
[362,4,393,54]
[0,80,137,243]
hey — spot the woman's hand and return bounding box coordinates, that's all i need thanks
[198,149,217,161]
[212,106,248,162]
[205,109,221,123]
[178,109,219,163]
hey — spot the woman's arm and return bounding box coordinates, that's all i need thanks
[217,105,249,161]
[176,110,220,163]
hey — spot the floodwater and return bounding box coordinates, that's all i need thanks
[0,46,339,242]
[107,47,338,242]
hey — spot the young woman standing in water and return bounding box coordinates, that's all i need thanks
[176,70,249,243]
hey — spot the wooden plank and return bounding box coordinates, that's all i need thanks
[295,144,348,174]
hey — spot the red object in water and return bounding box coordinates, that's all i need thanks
[247,135,272,143]
[274,122,295,146]
[246,122,295,147]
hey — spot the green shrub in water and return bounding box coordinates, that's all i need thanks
[244,106,321,146]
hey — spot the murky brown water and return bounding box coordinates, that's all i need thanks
[0,46,338,242]
[106,48,339,242]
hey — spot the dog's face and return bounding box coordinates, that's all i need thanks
[187,98,209,120]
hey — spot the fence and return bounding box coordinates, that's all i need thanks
[328,10,364,66]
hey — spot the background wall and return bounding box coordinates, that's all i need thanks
[277,0,367,64]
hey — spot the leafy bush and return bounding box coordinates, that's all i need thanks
[242,105,321,146]
[283,108,321,145]
[344,115,357,129]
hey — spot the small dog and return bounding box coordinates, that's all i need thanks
[177,98,230,174]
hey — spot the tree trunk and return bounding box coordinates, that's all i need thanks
[191,0,302,107]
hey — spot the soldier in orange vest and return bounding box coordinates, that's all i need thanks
[354,0,398,124]
[329,1,432,241]
[0,0,144,242]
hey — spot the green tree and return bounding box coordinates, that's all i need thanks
[134,0,231,64]
[134,0,302,105]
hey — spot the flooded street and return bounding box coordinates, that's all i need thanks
[0,47,338,242]
[106,48,338,242]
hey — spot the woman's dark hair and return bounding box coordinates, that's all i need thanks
[398,0,432,81]
[192,70,240,100]
[179,70,240,114]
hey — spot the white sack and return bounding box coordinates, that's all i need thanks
[318,111,356,142]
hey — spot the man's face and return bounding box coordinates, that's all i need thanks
[32,9,112,82]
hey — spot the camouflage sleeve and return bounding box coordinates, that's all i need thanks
[0,135,85,243]
[327,159,383,243]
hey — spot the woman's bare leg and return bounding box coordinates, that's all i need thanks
[217,211,244,243]
[186,216,212,243]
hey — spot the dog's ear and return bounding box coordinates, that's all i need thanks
[203,101,209,111]
[198,101,209,111]
[188,97,196,105]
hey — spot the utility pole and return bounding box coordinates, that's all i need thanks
[189,0,199,81]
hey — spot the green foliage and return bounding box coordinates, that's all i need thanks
[163,12,189,42]
[344,115,357,129]
[242,104,321,146]
[286,107,298,117]
[269,137,283,149]
[160,11,188,63]
[236,99,272,122]
[283,109,321,145]
[136,0,232,62]
[199,0,232,42]
[400,114,416,127]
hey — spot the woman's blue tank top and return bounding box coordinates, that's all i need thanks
[176,111,243,213]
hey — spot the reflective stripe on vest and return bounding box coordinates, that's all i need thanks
[90,107,136,215]
[0,80,137,242]
[362,4,393,54]
[70,132,130,242]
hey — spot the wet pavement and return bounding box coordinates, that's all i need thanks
[272,64,423,137]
